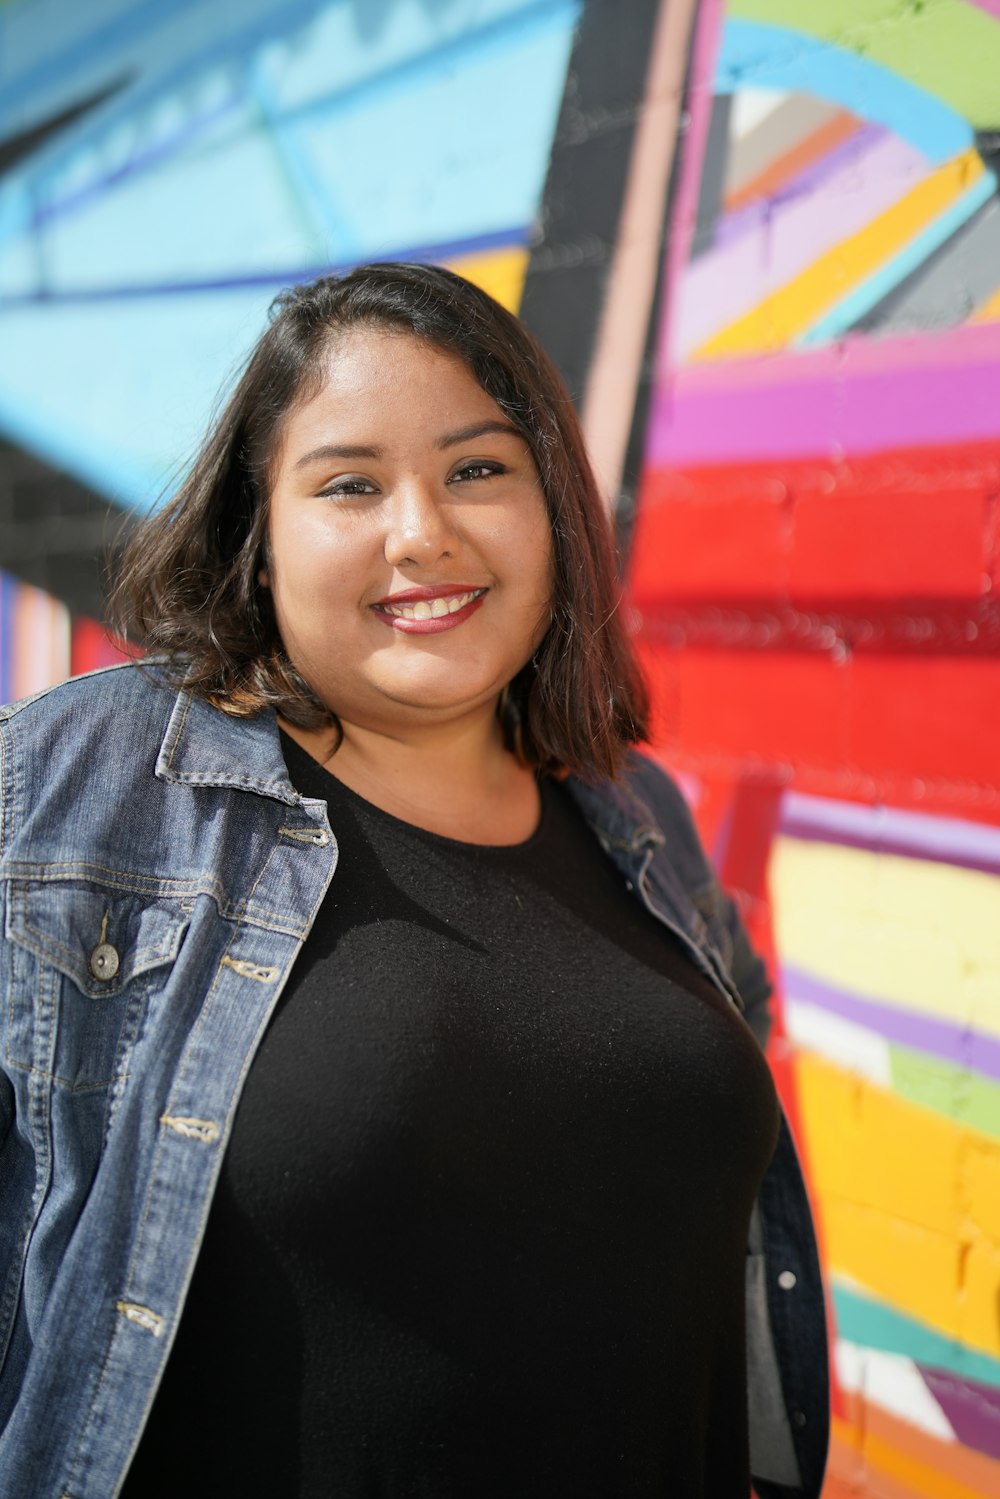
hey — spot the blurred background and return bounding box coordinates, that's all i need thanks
[2,1,1000,1492]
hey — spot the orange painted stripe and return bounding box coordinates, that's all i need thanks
[724,109,862,214]
[830,1403,1000,1498]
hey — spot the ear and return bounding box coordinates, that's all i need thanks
[257,567,270,587]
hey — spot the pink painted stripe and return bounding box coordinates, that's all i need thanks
[647,320,1000,464]
[966,0,1000,20]
[673,130,928,359]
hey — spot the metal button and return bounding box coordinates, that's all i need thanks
[792,1410,807,1428]
[778,1270,797,1291]
[89,942,120,981]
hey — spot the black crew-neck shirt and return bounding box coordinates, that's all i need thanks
[124,737,779,1497]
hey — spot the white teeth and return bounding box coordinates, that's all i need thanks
[383,589,482,620]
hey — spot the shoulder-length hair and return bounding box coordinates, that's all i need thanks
[112,262,648,780]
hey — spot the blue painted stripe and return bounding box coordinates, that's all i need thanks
[0,388,158,510]
[264,0,579,133]
[8,0,576,208]
[247,63,351,259]
[31,91,244,233]
[798,170,998,346]
[0,0,205,123]
[0,225,529,306]
[833,1279,1000,1392]
[716,20,972,163]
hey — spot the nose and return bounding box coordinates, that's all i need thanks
[383,479,458,567]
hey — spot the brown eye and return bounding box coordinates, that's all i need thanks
[449,462,506,483]
[318,476,379,498]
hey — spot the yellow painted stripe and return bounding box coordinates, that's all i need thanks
[971,284,1000,324]
[444,246,530,314]
[772,837,1000,1038]
[795,1052,1000,1358]
[694,147,984,360]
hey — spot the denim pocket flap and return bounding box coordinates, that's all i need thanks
[6,882,188,998]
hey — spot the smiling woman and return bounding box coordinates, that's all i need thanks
[261,327,554,842]
[0,266,829,1498]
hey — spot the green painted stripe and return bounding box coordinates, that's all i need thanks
[889,1042,1000,1140]
[833,1280,1000,1391]
[729,0,1000,131]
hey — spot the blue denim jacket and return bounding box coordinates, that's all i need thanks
[0,664,828,1498]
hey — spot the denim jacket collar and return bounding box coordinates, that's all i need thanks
[154,689,301,805]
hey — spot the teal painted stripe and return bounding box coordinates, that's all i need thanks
[833,1280,1000,1392]
[798,170,997,346]
[716,20,972,163]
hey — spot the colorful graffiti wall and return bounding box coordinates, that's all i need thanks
[0,0,586,692]
[2,1,1000,1494]
[630,0,1000,1493]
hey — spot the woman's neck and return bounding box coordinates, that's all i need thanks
[279,708,541,846]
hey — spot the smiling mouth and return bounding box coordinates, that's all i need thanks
[375,588,486,622]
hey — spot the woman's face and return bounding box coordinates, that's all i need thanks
[264,326,553,737]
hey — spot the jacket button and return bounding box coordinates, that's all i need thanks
[778,1270,797,1291]
[89,942,120,981]
[792,1409,807,1427]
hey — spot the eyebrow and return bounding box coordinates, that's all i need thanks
[435,420,523,449]
[292,421,523,470]
[294,443,382,469]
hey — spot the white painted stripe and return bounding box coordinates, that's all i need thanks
[784,998,892,1085]
[835,1339,955,1441]
[730,87,788,139]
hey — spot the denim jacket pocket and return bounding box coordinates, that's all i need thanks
[4,881,188,1092]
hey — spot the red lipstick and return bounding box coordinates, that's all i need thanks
[371,584,488,635]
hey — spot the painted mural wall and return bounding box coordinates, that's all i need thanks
[2,1,1000,1495]
[0,0,582,693]
[629,0,1000,1493]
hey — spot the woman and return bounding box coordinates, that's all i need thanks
[0,264,827,1496]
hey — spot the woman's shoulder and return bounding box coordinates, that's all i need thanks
[570,747,707,860]
[0,658,170,729]
[0,663,181,837]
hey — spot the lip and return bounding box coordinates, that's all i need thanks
[371,586,488,635]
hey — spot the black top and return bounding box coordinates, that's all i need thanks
[124,737,779,1497]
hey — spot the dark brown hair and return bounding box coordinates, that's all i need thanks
[112,262,648,779]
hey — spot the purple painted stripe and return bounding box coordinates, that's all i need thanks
[646,321,1000,464]
[782,963,1000,1085]
[0,226,529,305]
[779,792,1000,877]
[673,130,926,359]
[714,122,886,251]
[920,1365,1000,1463]
[33,92,243,231]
